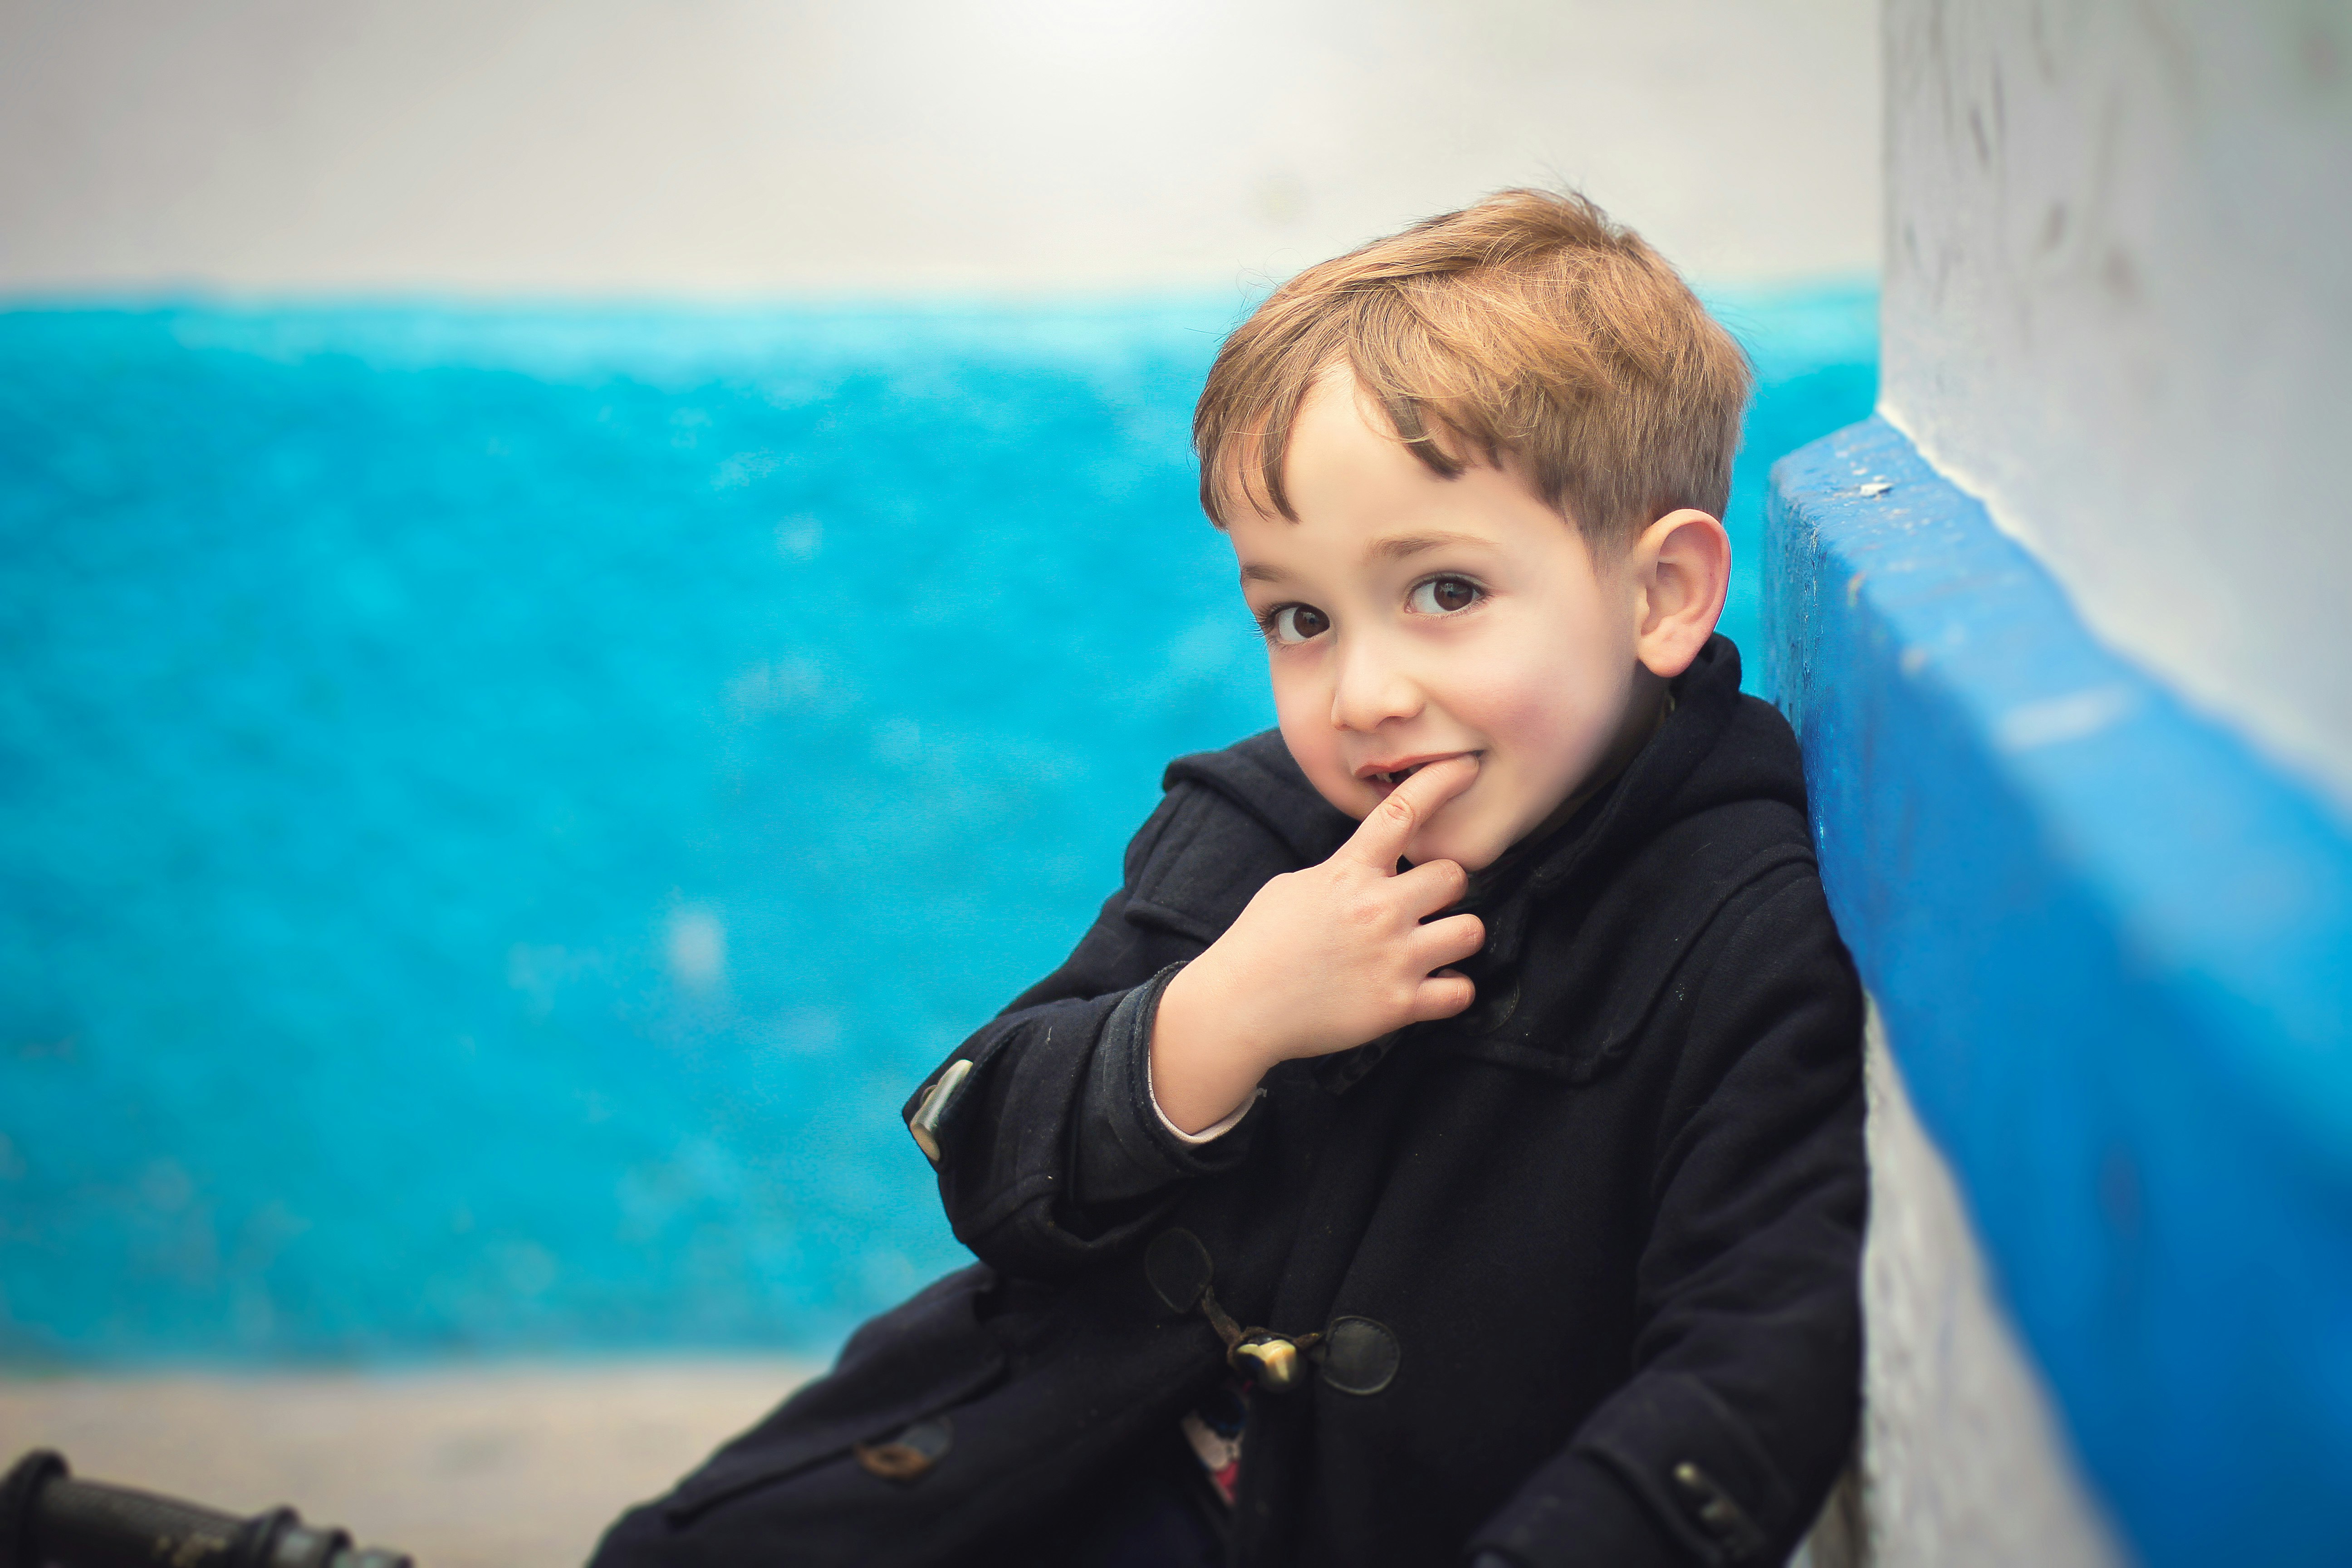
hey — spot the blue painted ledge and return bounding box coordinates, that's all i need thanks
[1766,416,2352,1568]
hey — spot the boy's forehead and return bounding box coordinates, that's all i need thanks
[1230,386,1453,533]
[1224,389,1586,583]
[1216,370,1436,523]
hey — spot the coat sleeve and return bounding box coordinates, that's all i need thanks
[1467,862,1867,1568]
[900,779,1296,1280]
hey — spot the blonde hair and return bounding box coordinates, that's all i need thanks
[1194,188,1751,551]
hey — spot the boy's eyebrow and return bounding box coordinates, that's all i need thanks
[1236,531,1491,585]
[1370,531,1490,561]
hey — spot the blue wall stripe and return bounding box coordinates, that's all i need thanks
[0,299,1875,1366]
[1766,416,2352,1568]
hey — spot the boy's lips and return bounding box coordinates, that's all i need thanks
[1357,751,1478,794]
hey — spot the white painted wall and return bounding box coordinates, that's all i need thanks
[1807,1009,2125,1568]
[1879,0,2352,810]
[0,0,1877,298]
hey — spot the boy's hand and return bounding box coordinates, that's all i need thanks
[1150,755,1487,1134]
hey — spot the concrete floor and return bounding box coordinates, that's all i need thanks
[0,1359,814,1568]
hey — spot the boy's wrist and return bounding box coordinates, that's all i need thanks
[1149,958,1283,1135]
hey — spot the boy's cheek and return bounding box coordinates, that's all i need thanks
[1410,796,1509,872]
[1277,725,1363,820]
[1272,690,1371,821]
[1323,771,1380,824]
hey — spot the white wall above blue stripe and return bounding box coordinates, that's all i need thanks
[0,0,1879,296]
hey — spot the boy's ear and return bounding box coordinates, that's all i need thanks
[1627,509,1730,679]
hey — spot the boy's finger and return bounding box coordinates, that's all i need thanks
[1338,754,1480,870]
[1412,912,1487,970]
[1393,857,1470,917]
[1411,970,1476,1022]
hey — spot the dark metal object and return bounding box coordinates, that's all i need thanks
[0,1449,414,1568]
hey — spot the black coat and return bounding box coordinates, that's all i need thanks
[593,637,1865,1568]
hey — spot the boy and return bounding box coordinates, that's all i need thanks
[593,190,1863,1568]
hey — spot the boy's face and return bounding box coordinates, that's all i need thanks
[1224,372,1650,872]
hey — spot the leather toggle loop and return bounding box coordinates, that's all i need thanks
[1316,1316,1401,1396]
[1143,1229,1323,1394]
[1144,1228,1213,1316]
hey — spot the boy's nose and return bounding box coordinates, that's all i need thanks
[1328,636,1424,732]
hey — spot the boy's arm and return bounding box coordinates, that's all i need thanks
[1467,865,1866,1568]
[908,760,1485,1278]
[901,781,1281,1279]
[1147,754,1482,1131]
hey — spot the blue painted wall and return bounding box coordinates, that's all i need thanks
[1768,418,2352,1567]
[0,289,1873,1364]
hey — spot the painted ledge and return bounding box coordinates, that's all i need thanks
[1765,416,2352,1568]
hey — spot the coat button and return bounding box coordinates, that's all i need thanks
[854,1416,954,1483]
[1231,1334,1304,1391]
[1670,1460,1766,1561]
[906,1058,973,1165]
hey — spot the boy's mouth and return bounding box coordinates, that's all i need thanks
[1358,753,1475,792]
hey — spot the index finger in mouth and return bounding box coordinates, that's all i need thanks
[1340,753,1479,868]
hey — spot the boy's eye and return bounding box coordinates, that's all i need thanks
[1268,604,1331,645]
[1408,576,1483,615]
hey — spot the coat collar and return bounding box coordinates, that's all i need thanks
[1460,634,1752,969]
[1161,729,1356,869]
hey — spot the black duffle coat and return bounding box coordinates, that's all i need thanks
[593,636,1865,1568]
